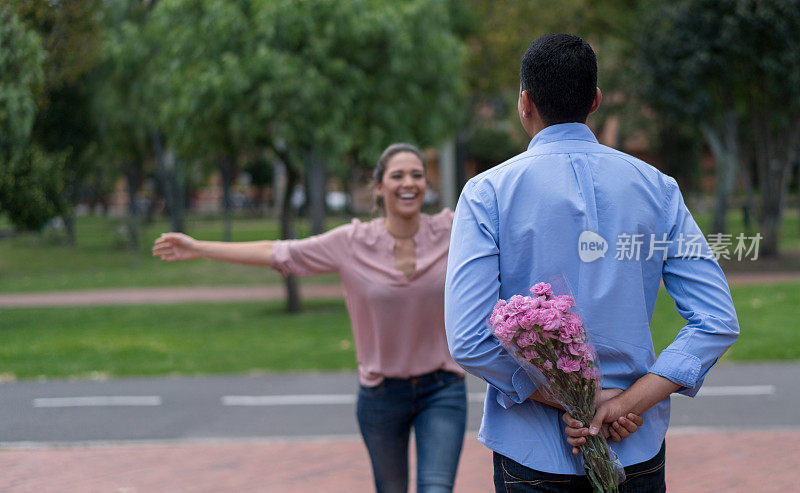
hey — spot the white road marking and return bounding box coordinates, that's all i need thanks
[694,385,775,396]
[32,396,162,408]
[222,385,774,407]
[223,395,356,406]
[468,393,486,403]
[31,385,775,409]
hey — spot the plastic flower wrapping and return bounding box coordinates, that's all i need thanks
[488,279,624,493]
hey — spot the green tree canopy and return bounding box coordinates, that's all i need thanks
[146,0,466,169]
[0,7,66,230]
[0,8,44,159]
[6,0,106,241]
[636,0,800,255]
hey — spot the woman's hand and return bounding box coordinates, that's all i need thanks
[152,233,200,262]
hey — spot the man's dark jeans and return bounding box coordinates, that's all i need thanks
[493,441,666,492]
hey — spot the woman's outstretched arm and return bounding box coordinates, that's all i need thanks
[152,232,274,266]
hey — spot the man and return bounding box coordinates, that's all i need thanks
[444,33,739,492]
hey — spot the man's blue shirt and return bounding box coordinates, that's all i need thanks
[444,123,739,473]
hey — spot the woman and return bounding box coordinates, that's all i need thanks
[152,143,467,493]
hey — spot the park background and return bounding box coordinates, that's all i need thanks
[1,1,800,491]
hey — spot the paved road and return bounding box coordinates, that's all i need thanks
[2,362,797,445]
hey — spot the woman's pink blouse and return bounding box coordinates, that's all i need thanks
[270,209,464,386]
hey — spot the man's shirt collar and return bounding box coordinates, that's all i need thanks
[527,122,599,150]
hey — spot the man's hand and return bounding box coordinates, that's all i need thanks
[561,389,644,455]
[561,373,681,455]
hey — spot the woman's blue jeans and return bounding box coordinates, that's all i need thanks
[357,370,467,493]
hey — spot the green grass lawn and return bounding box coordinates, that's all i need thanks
[1,208,799,293]
[650,282,800,361]
[1,282,797,381]
[0,299,356,380]
[0,215,344,293]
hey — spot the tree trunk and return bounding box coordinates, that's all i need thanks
[272,161,286,219]
[455,129,468,195]
[306,150,326,235]
[439,138,457,210]
[152,131,185,232]
[165,151,184,232]
[274,147,302,313]
[753,117,800,257]
[281,163,302,313]
[64,177,78,246]
[701,111,739,235]
[796,149,800,237]
[740,157,755,232]
[219,154,235,242]
[124,160,140,250]
[63,209,76,246]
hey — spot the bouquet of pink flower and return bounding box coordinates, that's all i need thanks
[489,281,624,493]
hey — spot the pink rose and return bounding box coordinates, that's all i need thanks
[490,300,508,326]
[581,366,598,381]
[505,295,529,316]
[541,360,553,370]
[516,329,540,348]
[558,319,585,344]
[522,348,540,361]
[540,308,564,332]
[531,283,554,297]
[556,354,581,373]
[493,322,518,344]
[505,314,522,331]
[556,295,576,308]
[565,312,582,328]
[566,342,586,356]
[557,331,572,344]
[565,313,586,342]
[551,298,571,313]
[518,311,537,330]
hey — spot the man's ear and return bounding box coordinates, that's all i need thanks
[520,89,535,119]
[589,87,602,115]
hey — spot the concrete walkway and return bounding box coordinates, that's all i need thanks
[1,271,799,308]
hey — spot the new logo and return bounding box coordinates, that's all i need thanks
[578,231,608,263]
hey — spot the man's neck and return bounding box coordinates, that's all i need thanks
[526,120,587,139]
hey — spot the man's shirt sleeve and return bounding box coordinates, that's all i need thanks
[650,178,740,396]
[445,180,537,408]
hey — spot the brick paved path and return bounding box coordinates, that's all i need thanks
[3,430,799,492]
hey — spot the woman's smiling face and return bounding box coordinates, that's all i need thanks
[375,151,427,219]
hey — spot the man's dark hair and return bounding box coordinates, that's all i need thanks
[520,33,597,126]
